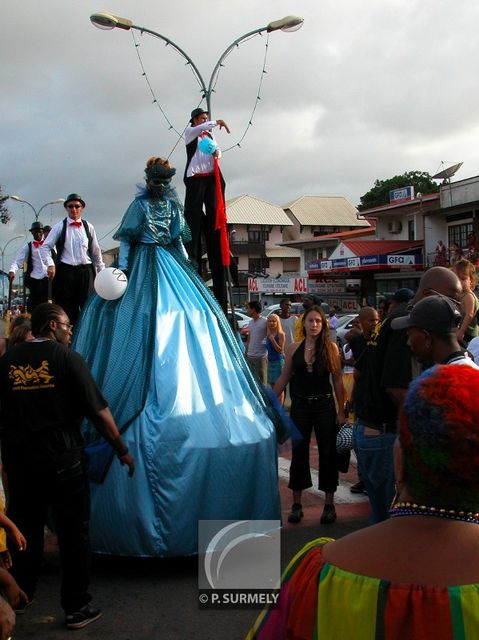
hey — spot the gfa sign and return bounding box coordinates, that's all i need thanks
[387,255,415,265]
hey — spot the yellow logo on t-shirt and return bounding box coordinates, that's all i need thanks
[8,360,55,390]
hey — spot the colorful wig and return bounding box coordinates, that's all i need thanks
[400,365,479,511]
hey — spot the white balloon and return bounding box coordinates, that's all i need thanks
[94,267,128,300]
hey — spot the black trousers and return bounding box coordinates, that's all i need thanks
[289,396,339,493]
[184,175,227,311]
[4,447,91,614]
[26,277,49,313]
[53,262,95,325]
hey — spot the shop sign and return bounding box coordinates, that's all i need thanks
[389,185,414,203]
[386,254,415,265]
[248,276,308,294]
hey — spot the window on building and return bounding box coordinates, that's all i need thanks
[448,223,473,250]
[248,230,269,243]
[377,278,419,295]
[408,219,415,241]
[248,257,270,274]
[304,248,320,264]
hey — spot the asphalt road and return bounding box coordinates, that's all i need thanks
[13,516,369,640]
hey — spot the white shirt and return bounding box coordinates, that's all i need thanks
[10,241,48,279]
[280,316,296,350]
[467,337,479,364]
[247,317,267,358]
[446,354,479,369]
[184,120,220,177]
[41,218,105,272]
[329,314,339,330]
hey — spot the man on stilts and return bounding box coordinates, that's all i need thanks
[183,107,231,312]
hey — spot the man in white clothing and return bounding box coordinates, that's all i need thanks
[9,221,49,312]
[278,299,297,350]
[41,194,104,325]
[245,300,268,385]
[183,107,230,311]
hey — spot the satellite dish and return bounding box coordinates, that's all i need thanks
[432,162,463,181]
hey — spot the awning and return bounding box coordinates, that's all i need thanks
[265,247,301,259]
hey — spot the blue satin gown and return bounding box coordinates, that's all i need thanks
[73,187,280,557]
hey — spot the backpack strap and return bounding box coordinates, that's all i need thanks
[26,242,33,277]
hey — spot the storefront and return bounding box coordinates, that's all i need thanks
[307,241,424,308]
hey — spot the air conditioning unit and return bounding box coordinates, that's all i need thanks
[387,220,402,234]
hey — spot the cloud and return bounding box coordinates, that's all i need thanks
[1,0,478,263]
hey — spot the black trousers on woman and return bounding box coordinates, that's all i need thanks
[288,395,339,494]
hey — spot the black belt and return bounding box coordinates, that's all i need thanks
[294,394,332,405]
[59,262,93,270]
[364,422,397,434]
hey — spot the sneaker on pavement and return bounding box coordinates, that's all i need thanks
[65,604,102,629]
[287,503,303,524]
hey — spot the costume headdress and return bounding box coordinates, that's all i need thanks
[400,365,479,510]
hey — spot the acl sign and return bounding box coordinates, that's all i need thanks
[387,255,415,266]
[291,277,308,293]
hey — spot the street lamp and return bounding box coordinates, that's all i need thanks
[9,195,65,221]
[0,235,24,310]
[90,12,304,116]
[90,11,303,319]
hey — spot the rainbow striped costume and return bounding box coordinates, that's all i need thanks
[248,538,479,640]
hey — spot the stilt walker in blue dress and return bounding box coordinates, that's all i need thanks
[73,157,280,557]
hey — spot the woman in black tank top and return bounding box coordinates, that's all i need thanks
[273,306,345,525]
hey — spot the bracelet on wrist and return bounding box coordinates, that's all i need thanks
[116,447,129,458]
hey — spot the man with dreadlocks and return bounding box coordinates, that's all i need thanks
[0,303,134,629]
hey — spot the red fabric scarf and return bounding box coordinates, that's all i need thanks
[213,156,230,267]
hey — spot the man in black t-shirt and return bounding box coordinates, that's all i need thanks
[0,303,134,629]
[353,267,462,523]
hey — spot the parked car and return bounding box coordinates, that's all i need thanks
[335,314,359,348]
[226,310,250,330]
[262,301,331,318]
[262,303,304,318]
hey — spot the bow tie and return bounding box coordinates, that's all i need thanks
[70,221,82,228]
[33,240,43,248]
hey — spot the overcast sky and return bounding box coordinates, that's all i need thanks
[1,0,478,265]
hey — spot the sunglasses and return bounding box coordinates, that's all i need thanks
[57,321,74,330]
[67,204,82,209]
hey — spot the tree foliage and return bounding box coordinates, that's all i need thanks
[357,171,438,211]
[0,186,10,224]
